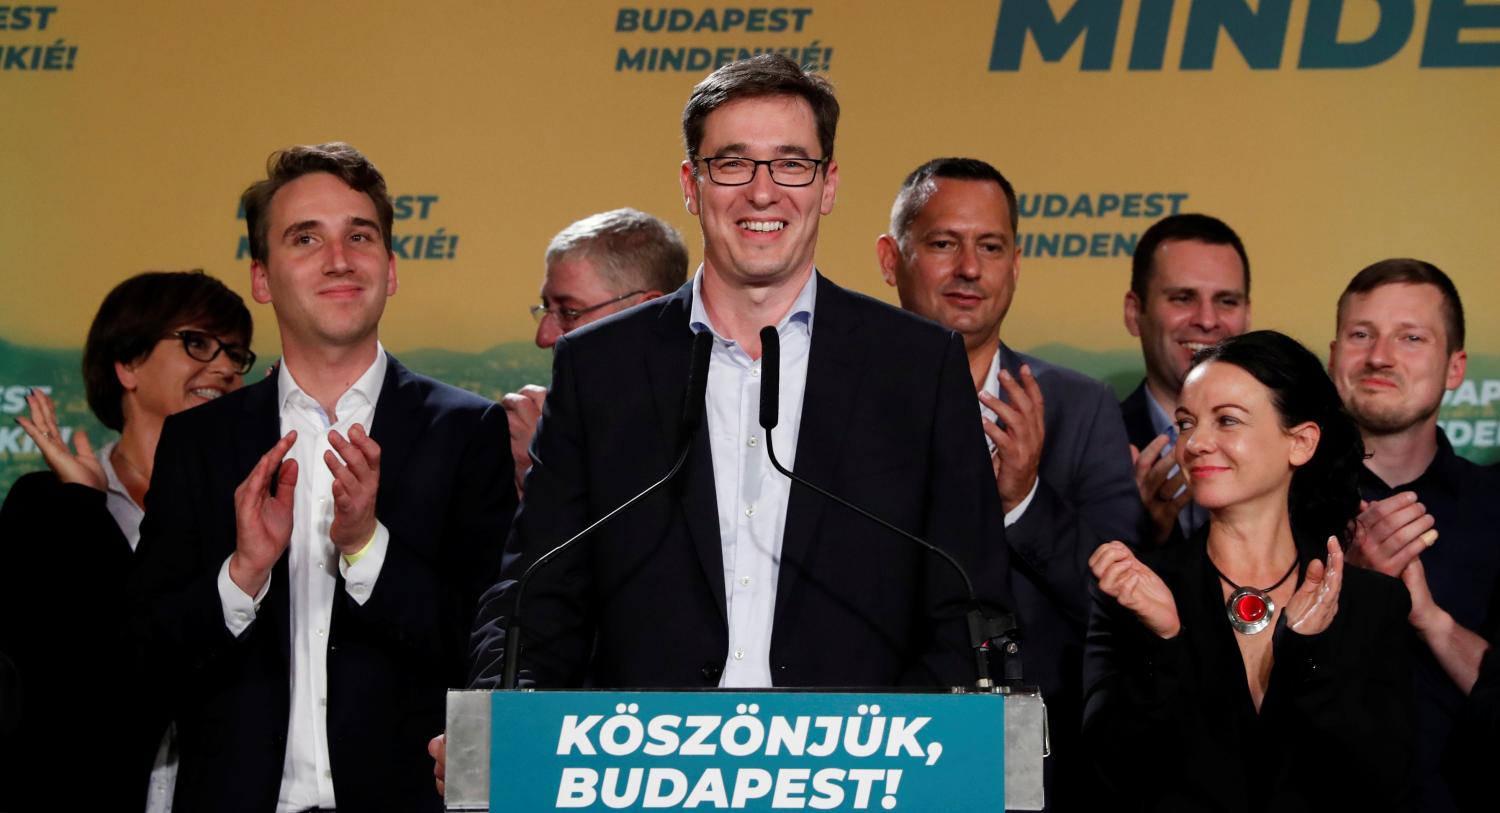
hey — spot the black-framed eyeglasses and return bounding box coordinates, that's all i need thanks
[170,330,256,375]
[693,155,829,187]
[529,290,646,326]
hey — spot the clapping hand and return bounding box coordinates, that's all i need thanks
[16,389,105,490]
[229,431,298,596]
[501,385,547,497]
[1348,493,1435,577]
[1090,541,1181,638]
[1286,537,1344,636]
[326,424,381,555]
[1132,434,1191,546]
[977,365,1045,515]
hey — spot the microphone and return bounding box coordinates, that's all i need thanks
[756,326,1018,690]
[681,327,713,436]
[759,331,780,430]
[501,330,714,690]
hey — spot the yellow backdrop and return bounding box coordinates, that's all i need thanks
[3,0,1498,495]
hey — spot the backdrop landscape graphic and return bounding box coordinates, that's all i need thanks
[4,338,1496,499]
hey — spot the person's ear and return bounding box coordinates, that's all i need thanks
[1288,421,1321,468]
[1124,291,1142,337]
[115,360,139,392]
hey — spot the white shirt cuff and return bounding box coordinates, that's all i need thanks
[1003,478,1040,528]
[338,520,390,606]
[217,555,269,637]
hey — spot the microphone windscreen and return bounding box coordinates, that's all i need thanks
[758,326,780,430]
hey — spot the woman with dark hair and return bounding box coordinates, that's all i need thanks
[0,270,252,812]
[1083,330,1414,811]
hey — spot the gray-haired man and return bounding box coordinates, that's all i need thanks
[505,208,689,495]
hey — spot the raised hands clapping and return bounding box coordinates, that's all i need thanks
[1090,541,1181,639]
[16,389,105,490]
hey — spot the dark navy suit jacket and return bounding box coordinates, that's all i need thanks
[130,355,515,813]
[0,474,161,811]
[1119,379,1158,454]
[998,345,1141,809]
[469,274,1014,690]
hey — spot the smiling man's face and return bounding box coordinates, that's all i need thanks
[681,94,837,290]
[879,177,1018,353]
[1331,282,1465,435]
[1125,239,1249,403]
[250,171,397,353]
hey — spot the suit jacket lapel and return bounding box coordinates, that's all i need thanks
[1184,543,1260,724]
[774,274,866,626]
[998,341,1021,403]
[998,342,1055,436]
[646,285,727,621]
[235,373,291,665]
[368,353,424,513]
[234,372,284,483]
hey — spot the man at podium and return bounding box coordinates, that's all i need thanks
[467,54,1013,692]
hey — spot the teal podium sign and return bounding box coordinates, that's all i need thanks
[485,691,1006,810]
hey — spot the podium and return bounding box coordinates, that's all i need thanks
[444,687,1046,811]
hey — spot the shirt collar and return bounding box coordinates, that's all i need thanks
[96,439,136,508]
[981,343,1003,401]
[276,342,388,418]
[1404,426,1464,498]
[1428,428,1465,487]
[1372,426,1465,494]
[978,345,1004,452]
[1144,385,1177,439]
[688,266,817,343]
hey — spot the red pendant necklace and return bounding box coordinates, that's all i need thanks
[1209,555,1299,635]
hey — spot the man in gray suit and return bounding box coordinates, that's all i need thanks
[877,156,1141,811]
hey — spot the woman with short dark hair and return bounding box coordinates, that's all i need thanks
[1083,330,1414,811]
[0,270,252,812]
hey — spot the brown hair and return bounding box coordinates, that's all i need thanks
[1130,213,1250,301]
[682,54,839,166]
[889,157,1019,246]
[240,142,394,263]
[1337,258,1465,352]
[83,271,253,431]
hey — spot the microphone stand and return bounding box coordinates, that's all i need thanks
[757,326,1020,691]
[501,330,713,690]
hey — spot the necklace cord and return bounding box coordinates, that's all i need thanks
[1209,555,1299,593]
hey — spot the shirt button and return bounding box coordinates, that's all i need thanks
[739,576,752,587]
[317,628,326,637]
[321,697,328,707]
[747,435,758,447]
[734,648,745,660]
[745,505,756,518]
[324,770,332,779]
[750,366,760,378]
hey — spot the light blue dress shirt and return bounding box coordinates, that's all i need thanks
[688,268,816,688]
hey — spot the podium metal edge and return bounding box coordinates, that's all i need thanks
[446,689,494,810]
